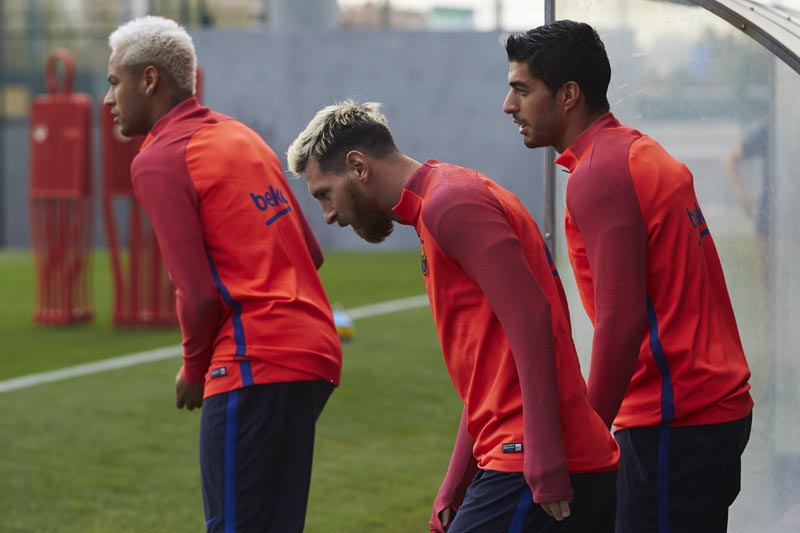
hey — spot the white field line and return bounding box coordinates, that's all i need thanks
[344,294,429,319]
[0,295,429,394]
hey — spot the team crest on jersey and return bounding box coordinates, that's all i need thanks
[421,241,429,277]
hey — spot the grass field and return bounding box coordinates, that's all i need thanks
[0,237,784,533]
[0,249,461,533]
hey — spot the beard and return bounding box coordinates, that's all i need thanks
[346,180,394,244]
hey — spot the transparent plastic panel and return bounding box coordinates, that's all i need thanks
[552,2,797,531]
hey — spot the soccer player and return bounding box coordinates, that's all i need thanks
[104,16,342,533]
[287,100,620,532]
[502,20,754,533]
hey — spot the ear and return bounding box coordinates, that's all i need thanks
[346,151,370,183]
[143,65,159,96]
[559,81,582,112]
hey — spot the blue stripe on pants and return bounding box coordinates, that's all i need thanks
[646,295,674,533]
[224,391,239,533]
[508,484,532,533]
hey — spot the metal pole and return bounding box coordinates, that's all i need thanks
[543,0,557,258]
[545,0,555,23]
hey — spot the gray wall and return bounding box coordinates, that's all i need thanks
[3,29,545,250]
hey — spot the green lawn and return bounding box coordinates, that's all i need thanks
[0,239,782,532]
[0,249,460,532]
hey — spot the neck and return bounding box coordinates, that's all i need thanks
[147,94,191,132]
[556,108,608,153]
[373,153,422,220]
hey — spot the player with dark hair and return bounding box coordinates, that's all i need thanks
[503,19,753,533]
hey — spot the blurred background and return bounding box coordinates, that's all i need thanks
[1,1,799,532]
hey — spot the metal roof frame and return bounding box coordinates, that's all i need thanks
[692,0,800,75]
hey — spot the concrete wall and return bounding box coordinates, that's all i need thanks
[3,29,545,250]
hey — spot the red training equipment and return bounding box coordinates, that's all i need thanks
[29,49,94,325]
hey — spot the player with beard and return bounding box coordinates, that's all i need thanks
[288,100,620,532]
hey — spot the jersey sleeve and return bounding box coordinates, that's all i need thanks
[566,146,648,428]
[132,155,222,384]
[430,406,478,531]
[423,181,572,502]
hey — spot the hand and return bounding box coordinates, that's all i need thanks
[539,500,571,521]
[430,504,456,532]
[175,368,204,410]
[439,505,456,531]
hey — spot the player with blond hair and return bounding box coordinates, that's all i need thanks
[105,16,342,532]
[289,100,620,532]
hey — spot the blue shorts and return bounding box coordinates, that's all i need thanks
[615,412,752,533]
[199,380,334,533]
[448,469,617,532]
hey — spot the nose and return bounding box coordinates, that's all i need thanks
[502,90,517,115]
[322,204,337,225]
[103,87,114,107]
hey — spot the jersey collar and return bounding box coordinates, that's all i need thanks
[140,97,201,151]
[555,112,619,172]
[392,159,440,226]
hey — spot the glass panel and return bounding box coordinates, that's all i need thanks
[552,2,797,531]
[770,56,800,528]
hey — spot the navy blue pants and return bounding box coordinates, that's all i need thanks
[615,412,752,533]
[199,380,334,533]
[448,469,617,532]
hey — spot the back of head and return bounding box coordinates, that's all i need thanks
[109,16,197,99]
[287,100,398,175]
[505,20,611,113]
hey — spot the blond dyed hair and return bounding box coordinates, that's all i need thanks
[287,100,396,176]
[109,16,196,97]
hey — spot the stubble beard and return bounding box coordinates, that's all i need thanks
[347,180,394,244]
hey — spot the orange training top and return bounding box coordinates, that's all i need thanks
[132,98,342,398]
[393,160,619,502]
[557,112,753,430]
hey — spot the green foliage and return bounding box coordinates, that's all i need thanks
[0,249,459,532]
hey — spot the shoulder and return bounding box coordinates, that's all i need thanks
[422,167,498,218]
[586,126,641,173]
[132,139,183,182]
[189,118,275,159]
[566,128,653,217]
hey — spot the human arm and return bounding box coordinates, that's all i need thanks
[424,180,572,508]
[132,156,222,390]
[566,160,648,427]
[724,123,768,222]
[723,145,756,220]
[430,407,478,532]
